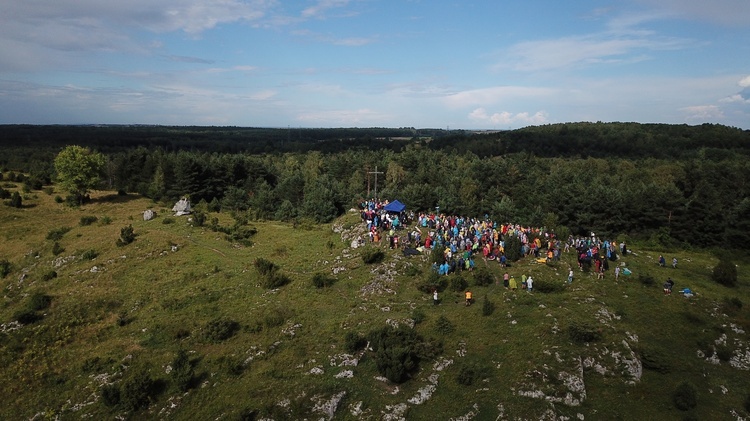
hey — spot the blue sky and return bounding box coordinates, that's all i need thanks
[1,0,749,129]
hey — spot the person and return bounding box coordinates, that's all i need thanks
[526,276,534,292]
[465,290,473,306]
[433,289,439,305]
[659,255,666,267]
[672,257,678,269]
[663,277,674,295]
[503,272,510,288]
[509,275,517,291]
[568,268,574,284]
[614,266,620,281]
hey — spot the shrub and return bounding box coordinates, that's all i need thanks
[312,272,336,288]
[120,367,155,411]
[672,382,697,411]
[430,244,445,265]
[52,242,65,256]
[411,308,426,325]
[712,257,738,287]
[449,275,468,292]
[640,349,670,374]
[9,191,22,208]
[54,195,64,203]
[361,247,385,264]
[715,345,733,362]
[417,271,448,294]
[0,259,11,278]
[203,317,239,342]
[404,265,421,277]
[254,258,278,277]
[14,309,43,325]
[190,210,206,227]
[217,355,245,376]
[46,226,72,241]
[367,326,425,383]
[43,187,54,195]
[0,187,9,199]
[473,267,494,286]
[456,363,486,386]
[482,295,495,316]
[638,274,656,287]
[161,217,175,225]
[344,331,367,353]
[99,215,112,225]
[28,292,52,311]
[116,225,136,247]
[100,384,121,407]
[80,249,98,260]
[41,270,57,281]
[434,315,454,335]
[534,279,565,293]
[170,349,195,392]
[79,215,98,226]
[568,322,602,343]
[504,235,522,261]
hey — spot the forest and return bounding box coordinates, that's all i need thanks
[2,122,750,248]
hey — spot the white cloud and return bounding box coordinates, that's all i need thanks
[444,86,557,108]
[301,0,350,19]
[739,75,750,88]
[468,108,548,126]
[680,105,725,122]
[634,0,750,27]
[720,94,750,104]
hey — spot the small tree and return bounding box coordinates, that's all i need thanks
[504,235,522,261]
[712,257,738,287]
[9,191,22,208]
[116,225,136,247]
[54,145,105,205]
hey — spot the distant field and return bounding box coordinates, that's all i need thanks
[0,183,748,420]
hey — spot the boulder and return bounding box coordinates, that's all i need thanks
[172,197,192,216]
[143,209,156,221]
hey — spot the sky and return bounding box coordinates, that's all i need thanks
[1,0,749,129]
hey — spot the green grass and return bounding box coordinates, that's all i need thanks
[0,186,749,420]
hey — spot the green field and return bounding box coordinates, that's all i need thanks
[1,184,748,420]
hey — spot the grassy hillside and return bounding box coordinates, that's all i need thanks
[1,183,749,420]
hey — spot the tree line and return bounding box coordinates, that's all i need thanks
[3,123,750,248]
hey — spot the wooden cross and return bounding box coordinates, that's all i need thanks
[368,166,384,199]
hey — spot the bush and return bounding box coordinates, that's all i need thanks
[312,272,336,288]
[41,270,57,281]
[80,249,99,260]
[449,275,468,292]
[120,367,155,411]
[52,242,65,256]
[638,274,656,287]
[46,226,72,241]
[99,215,112,225]
[161,217,175,225]
[191,210,206,227]
[0,187,9,199]
[367,326,425,383]
[568,322,602,343]
[254,258,278,277]
[79,215,98,226]
[100,384,121,407]
[504,235,522,261]
[0,259,11,278]
[481,295,495,316]
[534,279,565,293]
[203,317,239,342]
[417,271,448,294]
[9,191,22,208]
[361,247,385,264]
[404,265,421,277]
[54,195,64,203]
[344,331,367,353]
[14,309,43,325]
[254,258,291,289]
[715,344,733,362]
[411,308,426,325]
[672,382,697,411]
[473,267,494,286]
[456,363,486,386]
[116,225,136,247]
[170,349,195,392]
[430,244,445,265]
[640,348,670,374]
[712,257,738,287]
[28,292,52,311]
[434,315,454,335]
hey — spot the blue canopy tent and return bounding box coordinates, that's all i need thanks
[383,200,406,213]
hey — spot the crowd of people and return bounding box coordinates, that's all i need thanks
[359,199,681,295]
